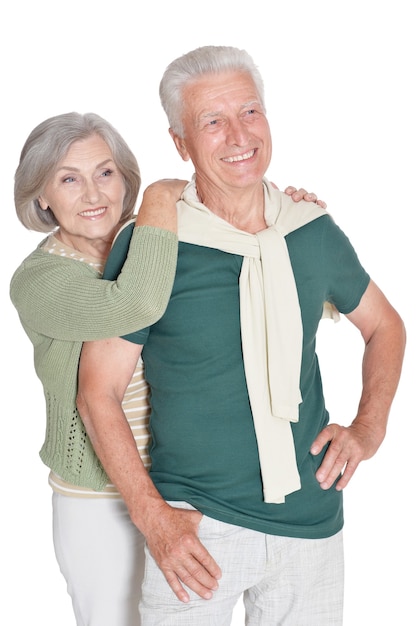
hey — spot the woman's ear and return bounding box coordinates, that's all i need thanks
[38,196,49,211]
[169,128,190,162]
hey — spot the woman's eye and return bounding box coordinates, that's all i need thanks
[101,169,113,177]
[63,176,76,183]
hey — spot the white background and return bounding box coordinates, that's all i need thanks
[1,1,415,624]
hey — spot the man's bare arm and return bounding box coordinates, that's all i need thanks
[311,280,406,489]
[76,337,221,603]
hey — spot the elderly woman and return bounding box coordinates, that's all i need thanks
[10,112,181,626]
[10,111,322,625]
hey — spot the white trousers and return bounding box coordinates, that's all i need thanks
[52,492,145,626]
[140,503,344,626]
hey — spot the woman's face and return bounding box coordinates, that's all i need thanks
[38,134,126,255]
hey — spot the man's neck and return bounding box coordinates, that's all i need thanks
[195,180,266,234]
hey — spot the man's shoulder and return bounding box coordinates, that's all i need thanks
[111,219,135,250]
[103,220,135,280]
[278,193,329,236]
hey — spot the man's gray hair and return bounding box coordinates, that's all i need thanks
[159,45,266,138]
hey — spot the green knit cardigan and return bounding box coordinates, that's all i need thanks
[10,225,178,490]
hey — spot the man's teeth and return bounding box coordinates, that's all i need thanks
[223,150,255,163]
[80,207,106,217]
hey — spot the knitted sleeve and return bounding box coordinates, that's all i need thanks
[9,225,178,341]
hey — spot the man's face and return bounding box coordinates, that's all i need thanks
[171,71,272,195]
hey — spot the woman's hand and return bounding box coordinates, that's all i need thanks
[135,179,188,232]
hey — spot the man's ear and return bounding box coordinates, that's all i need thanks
[169,128,190,162]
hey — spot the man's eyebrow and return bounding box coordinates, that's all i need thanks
[200,100,261,119]
[201,110,222,119]
[241,100,261,109]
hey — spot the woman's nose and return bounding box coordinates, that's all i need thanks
[81,179,100,203]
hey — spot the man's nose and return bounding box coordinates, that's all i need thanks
[226,119,250,145]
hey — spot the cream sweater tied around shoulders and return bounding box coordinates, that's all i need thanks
[177,177,338,503]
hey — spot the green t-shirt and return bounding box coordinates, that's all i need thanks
[104,215,370,538]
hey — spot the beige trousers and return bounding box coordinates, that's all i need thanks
[140,502,344,626]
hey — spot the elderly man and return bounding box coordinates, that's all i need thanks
[77,46,405,625]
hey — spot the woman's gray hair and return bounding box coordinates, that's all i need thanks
[159,45,266,138]
[15,112,141,233]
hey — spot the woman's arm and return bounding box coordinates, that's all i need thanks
[10,180,185,341]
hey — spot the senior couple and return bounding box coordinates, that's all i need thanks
[12,45,405,626]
